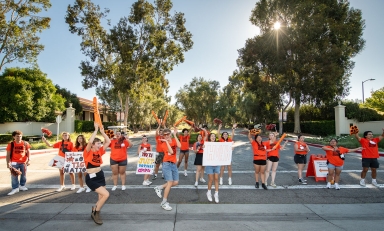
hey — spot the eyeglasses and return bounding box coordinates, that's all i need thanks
[163,133,170,136]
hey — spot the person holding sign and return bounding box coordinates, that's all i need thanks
[205,133,221,203]
[84,122,111,225]
[109,131,132,191]
[153,128,180,211]
[138,135,153,186]
[354,129,384,187]
[73,135,90,193]
[42,132,75,192]
[177,128,191,177]
[248,132,268,190]
[294,135,311,185]
[322,138,362,190]
[217,124,236,185]
[193,132,207,187]
[265,133,288,187]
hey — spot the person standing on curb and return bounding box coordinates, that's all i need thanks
[73,135,91,193]
[153,124,165,180]
[217,124,236,186]
[193,132,206,187]
[265,132,288,187]
[205,132,221,203]
[294,135,310,185]
[177,128,190,177]
[248,132,268,190]
[6,130,31,196]
[138,135,153,186]
[354,129,384,187]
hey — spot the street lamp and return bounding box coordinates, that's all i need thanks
[362,78,375,103]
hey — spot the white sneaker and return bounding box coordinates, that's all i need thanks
[19,186,28,191]
[154,186,162,198]
[326,182,331,189]
[214,192,219,203]
[121,186,126,191]
[70,184,76,190]
[219,177,223,185]
[194,181,198,187]
[184,170,188,177]
[372,180,379,187]
[207,191,212,202]
[56,185,66,192]
[360,179,366,187]
[76,187,85,193]
[85,187,91,193]
[143,180,152,186]
[7,188,19,196]
[111,186,117,191]
[270,182,277,187]
[200,178,206,183]
[161,201,172,211]
[146,180,152,185]
[228,178,232,185]
[335,183,340,190]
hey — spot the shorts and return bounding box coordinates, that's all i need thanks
[205,166,220,174]
[294,154,307,164]
[194,154,203,165]
[267,156,279,162]
[180,150,189,154]
[162,162,179,181]
[362,158,380,168]
[327,163,343,170]
[85,170,106,191]
[110,158,127,166]
[155,152,164,164]
[253,160,267,165]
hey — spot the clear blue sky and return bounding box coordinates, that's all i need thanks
[5,0,384,103]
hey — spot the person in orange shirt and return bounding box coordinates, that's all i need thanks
[354,129,384,187]
[109,131,132,191]
[153,124,165,180]
[193,131,207,187]
[294,135,311,185]
[217,123,236,185]
[322,138,362,190]
[177,128,190,177]
[84,122,111,225]
[42,132,75,192]
[73,135,90,193]
[248,131,268,190]
[6,130,31,196]
[153,128,181,211]
[265,132,288,187]
[138,135,153,186]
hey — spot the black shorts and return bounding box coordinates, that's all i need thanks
[85,170,106,191]
[194,154,203,165]
[110,158,127,166]
[155,152,164,164]
[267,156,279,162]
[294,154,307,164]
[253,160,267,165]
[180,150,189,154]
[362,158,380,168]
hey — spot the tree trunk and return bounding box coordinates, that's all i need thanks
[294,95,301,133]
[124,95,129,133]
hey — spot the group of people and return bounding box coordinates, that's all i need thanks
[5,124,383,225]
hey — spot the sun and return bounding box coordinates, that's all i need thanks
[273,22,281,30]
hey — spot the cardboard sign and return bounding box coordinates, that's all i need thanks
[306,154,327,181]
[64,152,86,173]
[202,142,233,166]
[136,151,157,174]
[48,155,65,169]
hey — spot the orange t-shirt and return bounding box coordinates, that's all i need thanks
[295,142,308,155]
[109,139,130,161]
[179,135,190,150]
[266,141,281,157]
[156,135,164,152]
[6,141,30,163]
[324,146,350,167]
[73,146,85,152]
[140,143,151,151]
[194,140,204,154]
[200,130,210,141]
[251,140,267,160]
[53,141,74,157]
[161,138,177,163]
[219,137,233,142]
[83,147,106,167]
[359,138,380,158]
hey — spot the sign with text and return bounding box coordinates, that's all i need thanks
[313,159,328,178]
[136,151,157,174]
[64,152,86,173]
[202,142,233,166]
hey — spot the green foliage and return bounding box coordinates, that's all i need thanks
[0,68,66,123]
[75,120,117,133]
[364,87,384,113]
[55,84,83,115]
[277,121,335,136]
[305,134,384,151]
[0,134,12,143]
[0,0,51,70]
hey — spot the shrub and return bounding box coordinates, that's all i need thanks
[75,120,117,132]
[0,134,13,143]
[277,121,335,136]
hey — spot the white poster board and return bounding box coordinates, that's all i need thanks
[136,151,157,174]
[64,152,86,173]
[48,155,65,169]
[313,159,328,178]
[202,142,233,166]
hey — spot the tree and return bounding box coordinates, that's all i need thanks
[0,67,65,123]
[65,0,193,131]
[365,87,384,113]
[0,0,51,71]
[55,84,82,115]
[240,0,365,133]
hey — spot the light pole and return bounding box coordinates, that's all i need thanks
[362,78,375,103]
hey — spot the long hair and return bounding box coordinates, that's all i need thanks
[254,134,262,146]
[221,132,229,141]
[75,135,87,149]
[61,132,71,142]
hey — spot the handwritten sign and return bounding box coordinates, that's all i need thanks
[203,142,233,166]
[48,155,65,169]
[64,152,86,173]
[136,151,157,174]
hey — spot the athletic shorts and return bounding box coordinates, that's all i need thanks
[110,158,127,166]
[85,170,106,191]
[205,166,220,174]
[362,158,379,168]
[267,156,279,162]
[180,149,189,154]
[155,152,164,164]
[294,154,307,164]
[253,160,267,165]
[162,162,179,182]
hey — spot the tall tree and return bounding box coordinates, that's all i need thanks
[55,84,83,115]
[365,87,384,113]
[0,0,51,71]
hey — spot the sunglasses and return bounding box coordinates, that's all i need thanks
[163,133,170,136]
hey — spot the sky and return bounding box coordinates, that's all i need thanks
[4,0,384,104]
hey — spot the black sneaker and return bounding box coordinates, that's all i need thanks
[152,174,157,180]
[299,178,307,185]
[262,183,268,190]
[255,182,259,188]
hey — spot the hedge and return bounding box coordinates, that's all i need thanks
[276,120,335,136]
[75,120,117,133]
[0,134,13,143]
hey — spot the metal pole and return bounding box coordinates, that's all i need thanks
[362,81,365,103]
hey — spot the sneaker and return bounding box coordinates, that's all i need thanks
[228,178,232,185]
[184,170,188,177]
[56,185,66,192]
[161,201,172,211]
[207,191,212,202]
[360,179,366,187]
[146,180,153,185]
[255,182,259,189]
[372,180,379,187]
[152,174,157,180]
[143,181,151,186]
[326,182,331,189]
[121,186,126,191]
[299,178,307,185]
[111,186,117,191]
[214,192,219,203]
[19,185,28,191]
[262,183,268,190]
[335,183,340,190]
[71,184,76,190]
[194,181,198,187]
[200,178,206,183]
[154,186,162,198]
[76,187,85,193]
[270,182,276,188]
[7,188,19,196]
[219,177,223,185]
[85,187,91,193]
